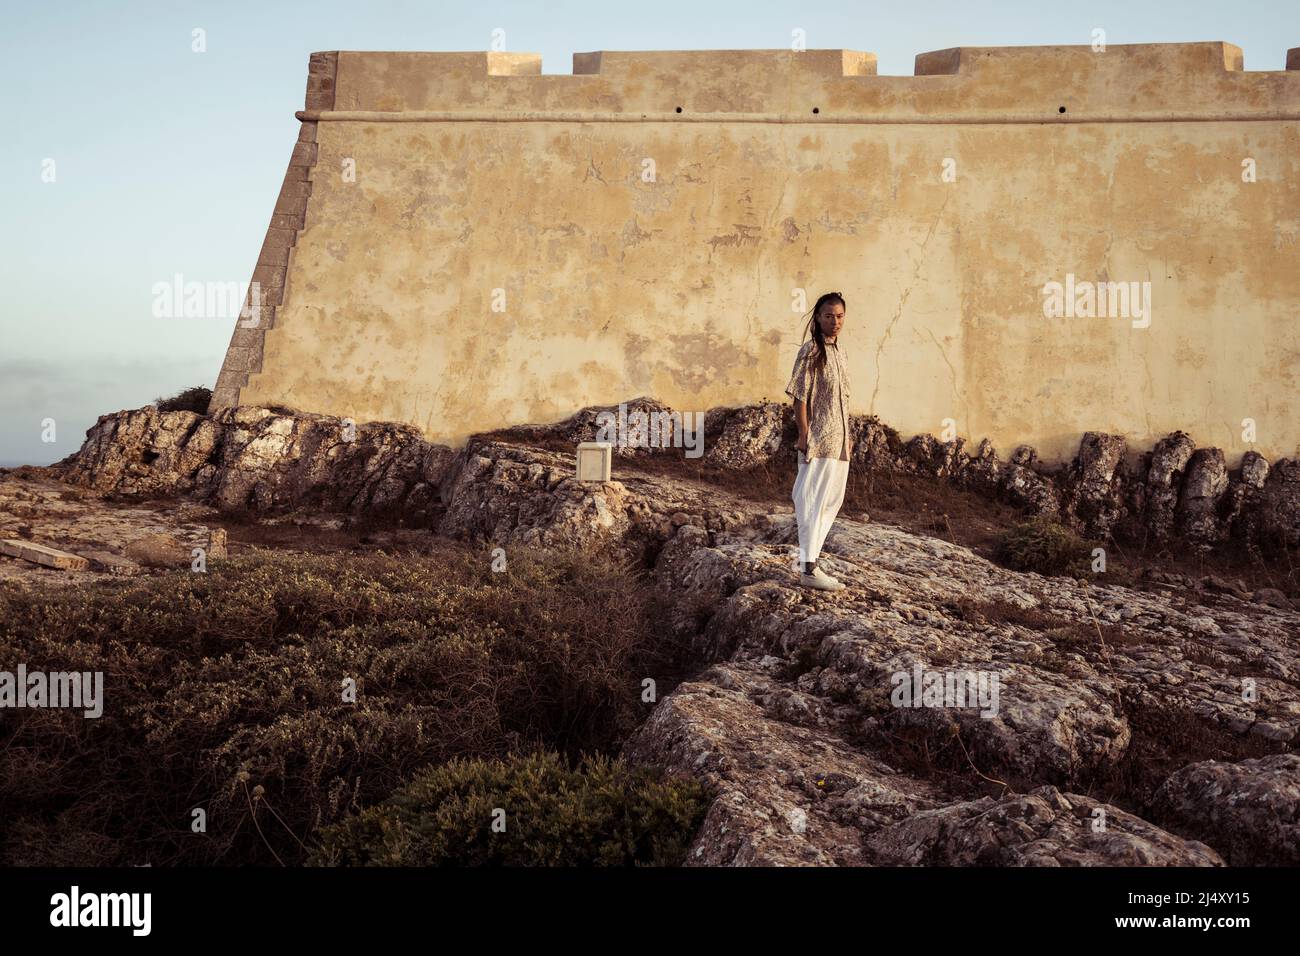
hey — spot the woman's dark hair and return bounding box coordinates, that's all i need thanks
[801,291,846,371]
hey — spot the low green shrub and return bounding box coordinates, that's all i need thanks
[994,516,1092,576]
[0,544,686,865]
[311,751,707,867]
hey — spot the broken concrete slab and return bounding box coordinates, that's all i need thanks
[0,539,90,571]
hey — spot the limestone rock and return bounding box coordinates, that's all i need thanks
[1063,432,1128,538]
[17,398,1300,865]
[866,786,1223,866]
[510,396,684,458]
[1177,448,1230,550]
[124,533,191,568]
[621,664,945,866]
[435,439,769,564]
[54,404,456,523]
[1257,458,1300,549]
[1252,587,1294,610]
[207,527,229,560]
[1143,431,1195,541]
[702,402,790,469]
[1152,754,1300,865]
[0,472,228,587]
[437,442,635,556]
[632,508,1300,864]
[79,550,142,576]
[849,415,907,474]
[998,460,1063,518]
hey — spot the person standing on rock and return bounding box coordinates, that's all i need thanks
[786,292,852,592]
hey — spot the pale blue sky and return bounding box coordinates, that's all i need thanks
[1,0,1296,464]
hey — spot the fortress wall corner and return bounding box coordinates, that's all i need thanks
[210,51,339,412]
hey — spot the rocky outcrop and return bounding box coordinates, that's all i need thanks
[1062,432,1130,539]
[54,404,456,523]
[51,399,1300,557]
[865,786,1224,866]
[437,440,765,565]
[494,396,683,459]
[1152,754,1300,865]
[701,402,789,469]
[1257,458,1300,552]
[429,437,1299,865]
[1142,431,1198,542]
[620,663,1226,866]
[0,472,229,586]
[438,442,637,557]
[622,664,947,866]
[620,507,1299,864]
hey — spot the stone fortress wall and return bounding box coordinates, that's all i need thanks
[212,42,1300,465]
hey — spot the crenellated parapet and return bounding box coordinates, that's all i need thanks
[292,43,1300,121]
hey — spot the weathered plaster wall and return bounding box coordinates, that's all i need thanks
[213,43,1300,465]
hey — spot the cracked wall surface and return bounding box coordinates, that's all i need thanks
[213,42,1300,465]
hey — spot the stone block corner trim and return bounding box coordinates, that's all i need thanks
[209,51,338,413]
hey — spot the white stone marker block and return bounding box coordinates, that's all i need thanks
[576,442,613,482]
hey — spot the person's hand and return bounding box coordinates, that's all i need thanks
[796,433,808,453]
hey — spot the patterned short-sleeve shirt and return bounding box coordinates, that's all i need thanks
[785,338,852,461]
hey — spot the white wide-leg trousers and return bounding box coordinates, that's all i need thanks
[792,454,849,564]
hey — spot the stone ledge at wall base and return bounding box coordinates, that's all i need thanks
[48,400,1300,559]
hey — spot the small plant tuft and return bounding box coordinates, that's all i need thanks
[994,516,1092,576]
[154,385,212,414]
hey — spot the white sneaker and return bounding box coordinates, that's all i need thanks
[800,566,846,592]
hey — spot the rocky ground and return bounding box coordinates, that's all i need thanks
[0,472,228,586]
[4,398,1298,866]
[626,515,1298,866]
[427,432,1300,867]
